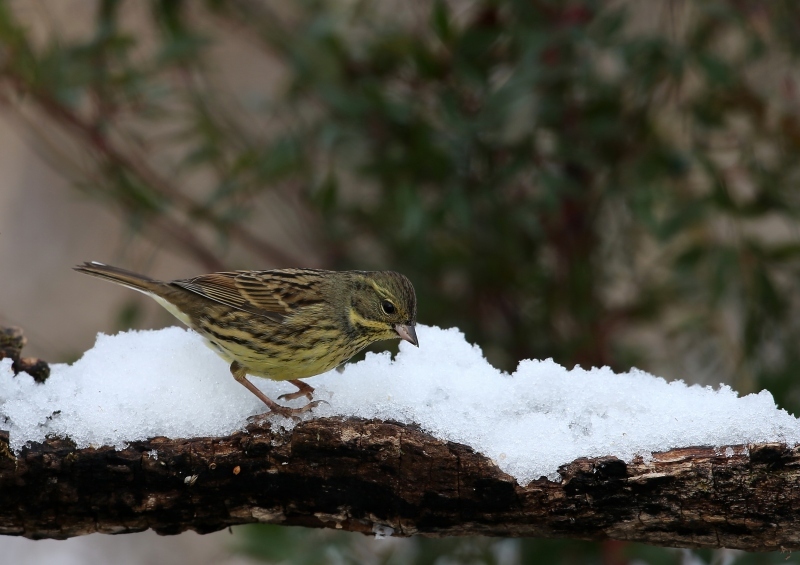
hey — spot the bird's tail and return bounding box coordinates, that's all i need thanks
[73,261,165,295]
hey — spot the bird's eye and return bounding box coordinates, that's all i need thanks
[381,300,396,315]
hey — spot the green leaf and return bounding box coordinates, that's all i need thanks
[313,171,338,213]
[431,0,453,44]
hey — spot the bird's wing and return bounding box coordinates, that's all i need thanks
[172,269,326,322]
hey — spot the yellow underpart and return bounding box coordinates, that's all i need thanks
[202,317,347,382]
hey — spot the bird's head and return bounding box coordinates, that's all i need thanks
[347,271,418,346]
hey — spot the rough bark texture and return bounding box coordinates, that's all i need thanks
[0,417,798,551]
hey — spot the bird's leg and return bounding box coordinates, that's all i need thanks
[278,379,315,402]
[230,361,321,417]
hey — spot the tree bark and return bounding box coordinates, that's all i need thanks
[0,417,798,551]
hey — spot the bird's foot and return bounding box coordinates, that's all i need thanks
[248,400,328,425]
[271,399,326,418]
[277,390,313,402]
[277,380,315,402]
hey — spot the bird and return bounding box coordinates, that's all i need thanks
[73,261,418,417]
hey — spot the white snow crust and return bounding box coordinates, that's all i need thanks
[2,325,798,484]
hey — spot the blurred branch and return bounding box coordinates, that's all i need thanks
[0,71,300,270]
[1,418,799,551]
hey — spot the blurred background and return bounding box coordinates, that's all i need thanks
[1,0,800,563]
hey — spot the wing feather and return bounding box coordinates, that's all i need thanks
[171,269,327,321]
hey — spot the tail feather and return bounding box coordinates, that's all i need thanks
[73,261,164,295]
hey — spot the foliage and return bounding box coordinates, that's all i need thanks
[236,525,800,565]
[2,0,800,562]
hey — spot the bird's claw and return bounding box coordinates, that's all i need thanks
[248,400,329,425]
[271,399,327,418]
[277,390,314,402]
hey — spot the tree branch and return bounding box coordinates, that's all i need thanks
[0,71,300,269]
[1,417,798,551]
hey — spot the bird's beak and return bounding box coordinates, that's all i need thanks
[395,323,418,347]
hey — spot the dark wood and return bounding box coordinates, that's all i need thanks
[0,326,50,382]
[0,417,798,550]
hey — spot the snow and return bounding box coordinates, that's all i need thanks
[2,324,799,485]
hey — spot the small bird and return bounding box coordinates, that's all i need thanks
[74,262,418,417]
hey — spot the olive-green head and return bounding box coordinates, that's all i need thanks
[347,271,418,346]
